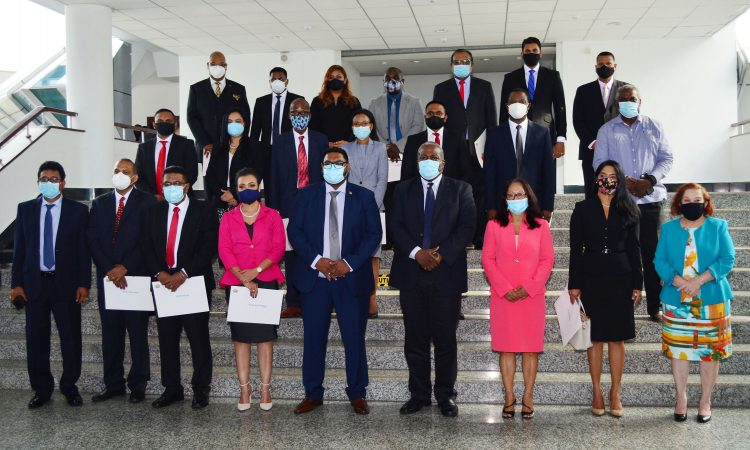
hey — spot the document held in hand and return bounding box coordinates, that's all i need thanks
[104,276,154,311]
[474,130,487,168]
[380,212,386,245]
[152,275,209,318]
[387,160,402,182]
[554,291,583,345]
[282,218,292,251]
[227,286,283,325]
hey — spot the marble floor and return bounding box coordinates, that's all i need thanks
[0,390,744,450]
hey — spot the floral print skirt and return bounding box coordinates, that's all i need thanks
[662,299,732,362]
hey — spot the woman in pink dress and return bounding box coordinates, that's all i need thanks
[482,179,554,420]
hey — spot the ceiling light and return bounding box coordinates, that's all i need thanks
[271,35,282,39]
[381,61,388,65]
[482,57,491,61]
[435,28,448,33]
[607,21,622,26]
[412,60,420,63]
[440,37,448,43]
[303,25,313,31]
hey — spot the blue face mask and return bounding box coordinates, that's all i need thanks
[227,122,244,137]
[323,164,347,185]
[452,64,471,79]
[618,101,639,119]
[237,188,260,204]
[290,114,310,131]
[507,198,529,215]
[352,126,371,141]
[163,185,185,204]
[39,181,60,199]
[418,160,441,181]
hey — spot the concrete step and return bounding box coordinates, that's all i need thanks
[553,192,750,211]
[551,209,750,228]
[548,227,750,248]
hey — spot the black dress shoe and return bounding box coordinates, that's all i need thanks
[399,398,431,415]
[152,391,184,408]
[697,414,712,423]
[438,399,458,417]
[674,413,687,422]
[192,394,209,409]
[28,394,51,409]
[91,389,126,403]
[65,393,83,407]
[129,391,146,403]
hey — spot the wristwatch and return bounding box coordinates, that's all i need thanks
[640,173,656,195]
[256,266,264,273]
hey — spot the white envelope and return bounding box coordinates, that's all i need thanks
[152,275,209,318]
[282,218,292,251]
[227,286,283,325]
[104,276,154,311]
[387,160,402,182]
[380,212,386,245]
[474,129,487,168]
[553,291,583,345]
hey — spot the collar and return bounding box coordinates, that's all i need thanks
[598,78,614,89]
[428,126,444,135]
[454,76,470,83]
[615,115,642,126]
[387,91,402,102]
[116,187,134,203]
[41,195,63,207]
[420,174,442,190]
[293,128,308,139]
[508,118,529,130]
[325,181,347,194]
[157,134,174,144]
[168,195,190,212]
[524,64,540,73]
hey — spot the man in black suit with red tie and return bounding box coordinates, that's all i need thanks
[134,108,198,200]
[87,159,157,404]
[141,166,217,410]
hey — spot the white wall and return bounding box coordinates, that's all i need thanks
[559,24,738,186]
[132,75,179,126]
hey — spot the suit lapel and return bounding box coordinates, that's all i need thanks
[409,178,424,231]
[432,177,447,222]
[156,203,169,263]
[103,192,117,235]
[31,199,42,267]
[606,80,618,109]
[146,140,158,189]
[177,201,196,264]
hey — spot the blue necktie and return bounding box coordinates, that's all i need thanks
[272,95,281,143]
[422,182,435,248]
[43,204,54,270]
[528,69,536,101]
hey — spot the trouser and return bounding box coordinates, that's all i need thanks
[384,181,398,245]
[639,201,664,315]
[301,279,369,400]
[582,158,596,200]
[467,139,485,247]
[156,311,212,395]
[25,276,82,398]
[97,298,150,393]
[284,251,301,308]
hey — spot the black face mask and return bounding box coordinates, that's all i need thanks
[425,116,445,131]
[155,122,175,136]
[596,65,615,79]
[326,79,345,91]
[522,53,540,67]
[680,203,705,221]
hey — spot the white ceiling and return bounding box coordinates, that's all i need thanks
[38,0,750,56]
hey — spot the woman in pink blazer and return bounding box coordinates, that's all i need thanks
[481,179,554,420]
[218,168,285,412]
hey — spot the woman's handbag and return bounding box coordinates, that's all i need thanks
[568,300,592,351]
[554,292,593,351]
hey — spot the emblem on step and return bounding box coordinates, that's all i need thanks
[377,273,389,287]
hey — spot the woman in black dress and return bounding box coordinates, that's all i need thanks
[568,160,642,418]
[309,64,361,147]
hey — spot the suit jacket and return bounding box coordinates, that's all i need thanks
[341,140,388,209]
[134,135,199,195]
[286,182,382,297]
[500,66,567,141]
[140,199,218,292]
[12,196,91,300]
[204,138,266,209]
[484,120,555,212]
[266,130,328,218]
[572,79,628,161]
[401,129,472,182]
[249,91,304,148]
[368,93,425,151]
[187,78,251,156]
[388,176,476,294]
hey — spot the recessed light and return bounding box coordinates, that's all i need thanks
[271,35,282,39]
[381,61,388,65]
[435,28,448,33]
[440,37,448,43]
[482,57,491,61]
[607,21,622,26]
[412,60,420,63]
[303,25,313,31]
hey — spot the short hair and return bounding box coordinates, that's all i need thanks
[350,108,380,141]
[450,48,473,63]
[117,158,137,175]
[38,161,65,180]
[289,97,309,112]
[417,142,444,161]
[163,165,187,182]
[154,108,175,119]
[425,100,447,111]
[324,148,349,163]
[597,51,615,61]
[521,36,542,50]
[269,67,287,77]
[671,183,714,217]
[235,167,260,184]
[384,67,403,78]
[506,87,530,103]
[617,84,640,99]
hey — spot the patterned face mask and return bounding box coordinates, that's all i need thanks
[596,177,618,195]
[290,114,310,131]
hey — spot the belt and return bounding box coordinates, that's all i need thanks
[584,248,624,255]
[40,271,56,278]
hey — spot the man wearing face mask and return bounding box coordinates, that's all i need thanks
[87,159,157,404]
[500,37,567,159]
[573,51,629,199]
[267,98,328,319]
[594,84,674,322]
[141,166,218,409]
[11,161,91,409]
[135,108,198,201]
[485,88,555,220]
[287,149,382,415]
[389,142,476,417]
[187,51,251,162]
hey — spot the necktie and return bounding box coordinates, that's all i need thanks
[528,69,536,101]
[272,94,281,143]
[43,204,54,270]
[297,136,309,188]
[112,196,125,243]
[602,84,610,108]
[166,206,180,268]
[433,132,441,145]
[515,125,524,177]
[329,192,340,260]
[156,140,167,195]
[215,81,221,97]
[459,79,465,106]
[389,100,398,143]
[423,182,435,249]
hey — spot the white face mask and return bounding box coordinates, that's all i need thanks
[270,79,286,94]
[507,102,529,120]
[209,65,226,80]
[112,172,132,191]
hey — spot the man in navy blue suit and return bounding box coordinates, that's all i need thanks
[10,161,91,409]
[87,159,156,404]
[484,88,555,220]
[267,98,328,318]
[287,148,382,416]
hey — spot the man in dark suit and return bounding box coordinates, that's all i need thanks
[267,98,328,318]
[432,49,496,248]
[187,51,251,160]
[10,161,91,408]
[140,166,217,410]
[87,159,157,404]
[135,108,198,200]
[500,37,567,159]
[573,51,628,198]
[389,142,476,417]
[485,88,555,218]
[287,149,382,416]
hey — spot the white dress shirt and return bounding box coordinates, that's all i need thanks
[115,187,133,209]
[311,182,352,277]
[453,76,471,108]
[427,127,444,144]
[211,78,226,94]
[153,133,174,168]
[226,151,235,186]
[38,196,62,271]
[293,129,309,163]
[598,78,613,107]
[409,174,443,259]
[166,196,190,269]
[271,91,287,144]
[508,118,528,152]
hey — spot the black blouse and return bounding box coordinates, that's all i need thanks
[309,96,362,143]
[204,138,265,209]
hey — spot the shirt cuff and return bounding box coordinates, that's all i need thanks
[588,140,596,149]
[311,255,322,270]
[556,136,566,143]
[409,247,421,259]
[181,268,188,278]
[343,259,353,272]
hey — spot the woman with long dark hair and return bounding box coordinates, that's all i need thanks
[309,65,362,147]
[568,160,642,418]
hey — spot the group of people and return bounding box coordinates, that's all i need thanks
[8,36,736,424]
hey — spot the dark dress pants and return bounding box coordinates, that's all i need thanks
[639,201,664,315]
[582,155,596,200]
[284,251,301,308]
[156,308,212,395]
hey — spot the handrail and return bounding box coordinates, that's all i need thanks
[114,122,157,143]
[730,119,750,127]
[0,106,77,148]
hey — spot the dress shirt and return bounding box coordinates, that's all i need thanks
[598,78,613,107]
[593,115,674,204]
[115,187,133,209]
[211,78,226,94]
[311,182,352,277]
[226,151,235,187]
[524,64,539,90]
[293,129,309,163]
[508,118,528,152]
[409,174,443,259]
[270,90,287,145]
[454,76,471,108]
[427,127,444,144]
[165,196,190,269]
[386,91,402,143]
[153,133,174,168]
[38,195,62,271]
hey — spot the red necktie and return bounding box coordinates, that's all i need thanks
[156,140,167,195]
[112,196,125,243]
[433,132,441,145]
[165,206,180,268]
[459,79,465,105]
[297,136,309,188]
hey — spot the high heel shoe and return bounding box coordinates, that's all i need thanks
[259,382,273,411]
[521,402,534,420]
[609,388,623,418]
[591,390,605,416]
[674,413,687,422]
[502,397,516,419]
[697,414,711,423]
[237,382,251,412]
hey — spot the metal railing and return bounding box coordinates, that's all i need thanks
[114,122,157,143]
[0,106,78,170]
[731,118,750,136]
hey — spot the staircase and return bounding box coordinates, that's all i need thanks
[0,192,748,406]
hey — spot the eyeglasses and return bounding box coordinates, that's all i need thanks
[451,59,472,66]
[353,121,371,127]
[322,161,346,167]
[162,181,185,187]
[38,177,61,183]
[506,192,527,200]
